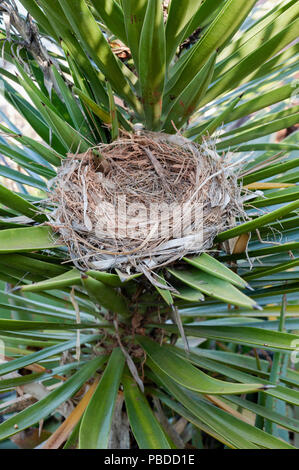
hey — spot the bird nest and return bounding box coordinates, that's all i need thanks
[48,132,244,275]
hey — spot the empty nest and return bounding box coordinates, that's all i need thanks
[48,131,244,275]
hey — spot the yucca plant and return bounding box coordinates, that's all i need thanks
[0,0,298,450]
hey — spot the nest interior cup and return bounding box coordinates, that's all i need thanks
[48,132,243,273]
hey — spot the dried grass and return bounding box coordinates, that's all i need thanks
[47,132,244,275]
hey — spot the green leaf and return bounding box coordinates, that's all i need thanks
[181,1,226,44]
[236,43,299,86]
[87,270,140,287]
[224,394,299,434]
[0,254,67,279]
[122,369,171,449]
[0,318,95,331]
[154,274,173,306]
[243,156,299,185]
[0,363,78,392]
[16,66,90,152]
[0,301,76,322]
[219,242,299,262]
[82,276,129,316]
[178,350,299,406]
[214,2,299,79]
[165,0,223,66]
[221,106,299,139]
[51,66,89,134]
[19,0,58,37]
[138,336,263,394]
[185,83,295,139]
[150,377,293,449]
[139,0,166,130]
[0,164,47,192]
[0,124,62,167]
[0,284,94,318]
[38,0,70,28]
[250,187,299,207]
[58,0,141,113]
[164,0,257,108]
[163,51,216,133]
[38,0,108,106]
[21,269,81,292]
[216,199,299,241]
[0,356,106,441]
[15,61,64,117]
[0,184,45,223]
[73,87,111,124]
[0,335,100,375]
[229,142,299,153]
[173,286,204,303]
[0,332,100,376]
[160,326,299,353]
[122,0,147,71]
[107,82,119,140]
[0,78,65,153]
[218,0,298,62]
[79,348,125,449]
[90,0,127,44]
[195,94,243,142]
[184,253,248,289]
[0,142,56,179]
[152,388,252,449]
[40,103,90,153]
[245,258,299,281]
[16,64,90,151]
[168,267,257,309]
[202,18,299,107]
[217,110,299,150]
[0,226,61,254]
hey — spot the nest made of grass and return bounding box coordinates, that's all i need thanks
[48,131,244,275]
